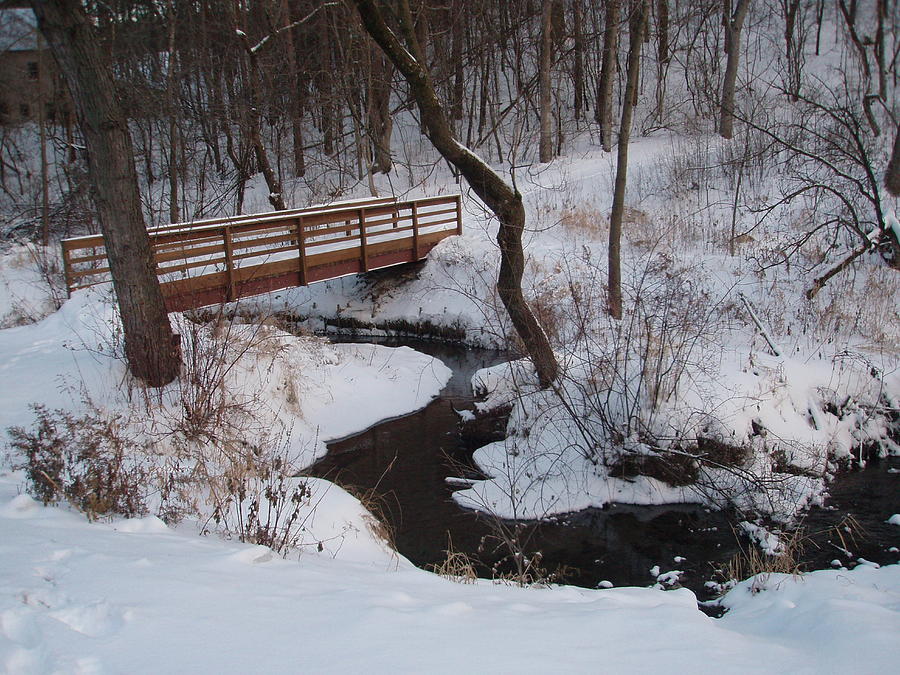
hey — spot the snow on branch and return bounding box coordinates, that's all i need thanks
[242,2,338,55]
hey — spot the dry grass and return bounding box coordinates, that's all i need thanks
[724,532,804,593]
[345,484,398,553]
[429,535,479,584]
[722,515,864,594]
[559,206,607,238]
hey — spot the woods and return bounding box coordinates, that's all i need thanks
[0,4,899,652]
[2,0,898,384]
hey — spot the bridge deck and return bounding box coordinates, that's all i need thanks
[61,195,462,312]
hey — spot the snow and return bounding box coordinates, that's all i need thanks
[1,472,898,674]
[1,9,899,670]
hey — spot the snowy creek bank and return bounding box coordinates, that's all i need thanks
[302,337,900,601]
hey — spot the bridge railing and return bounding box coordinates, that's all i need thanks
[61,194,462,312]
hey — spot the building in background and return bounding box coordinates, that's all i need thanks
[0,6,70,126]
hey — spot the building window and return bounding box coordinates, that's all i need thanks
[27,62,39,80]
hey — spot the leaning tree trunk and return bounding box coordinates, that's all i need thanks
[353,0,559,388]
[719,0,751,140]
[595,0,621,152]
[30,0,180,387]
[608,0,647,320]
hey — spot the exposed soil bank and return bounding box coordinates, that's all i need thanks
[304,338,900,598]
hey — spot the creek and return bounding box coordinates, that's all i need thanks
[304,337,900,600]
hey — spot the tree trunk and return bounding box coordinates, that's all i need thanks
[236,29,286,211]
[450,0,464,122]
[719,0,751,140]
[655,0,669,122]
[573,0,585,119]
[608,0,647,320]
[353,0,559,388]
[282,0,306,177]
[595,0,621,152]
[539,0,555,163]
[367,45,394,174]
[782,0,801,101]
[30,0,180,387]
[886,126,900,196]
[166,6,179,223]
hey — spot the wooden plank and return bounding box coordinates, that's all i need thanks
[148,196,397,235]
[62,195,461,307]
[68,265,111,280]
[154,242,225,265]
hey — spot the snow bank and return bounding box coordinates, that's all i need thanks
[1,473,898,673]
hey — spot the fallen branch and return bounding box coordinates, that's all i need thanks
[805,244,871,300]
[738,292,782,357]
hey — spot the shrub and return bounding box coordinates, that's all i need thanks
[8,404,149,519]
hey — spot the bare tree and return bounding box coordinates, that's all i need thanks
[608,0,648,319]
[719,0,751,139]
[352,0,559,388]
[30,0,180,387]
[539,0,555,163]
[595,0,621,152]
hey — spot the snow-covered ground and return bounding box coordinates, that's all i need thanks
[2,12,899,669]
[1,470,898,674]
[0,265,898,673]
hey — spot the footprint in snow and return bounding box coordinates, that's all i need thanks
[49,600,126,638]
[1,608,42,648]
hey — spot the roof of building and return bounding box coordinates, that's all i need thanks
[0,8,38,53]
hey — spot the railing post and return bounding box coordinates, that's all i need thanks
[61,240,73,297]
[455,194,463,235]
[411,202,420,260]
[358,208,369,272]
[223,226,235,302]
[296,216,307,286]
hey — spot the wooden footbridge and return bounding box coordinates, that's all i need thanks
[61,195,461,312]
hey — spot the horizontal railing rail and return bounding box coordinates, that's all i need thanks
[62,194,462,312]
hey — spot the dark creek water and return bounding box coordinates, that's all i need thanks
[304,338,900,599]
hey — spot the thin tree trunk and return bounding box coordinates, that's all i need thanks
[596,0,621,152]
[719,0,751,140]
[282,0,306,177]
[353,0,559,388]
[450,0,464,121]
[573,0,585,119]
[539,0,554,162]
[608,0,647,319]
[236,30,286,211]
[37,33,49,245]
[166,6,179,223]
[886,126,900,196]
[874,0,887,101]
[31,0,180,387]
[782,0,801,101]
[655,0,669,122]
